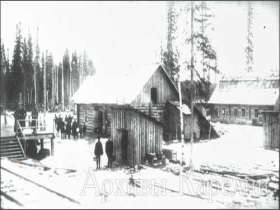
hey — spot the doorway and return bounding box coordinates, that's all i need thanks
[120,129,128,164]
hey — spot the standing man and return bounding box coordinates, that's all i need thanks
[105,138,113,168]
[72,119,78,139]
[94,137,103,169]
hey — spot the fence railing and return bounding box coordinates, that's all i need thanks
[16,120,27,158]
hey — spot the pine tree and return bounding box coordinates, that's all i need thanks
[245,1,254,73]
[10,23,23,105]
[87,59,96,76]
[26,34,34,106]
[57,63,63,105]
[46,53,53,109]
[162,1,180,81]
[0,42,7,108]
[71,52,79,96]
[191,1,217,82]
[22,37,28,107]
[63,49,70,107]
[82,50,88,82]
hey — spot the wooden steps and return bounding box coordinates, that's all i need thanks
[0,136,25,161]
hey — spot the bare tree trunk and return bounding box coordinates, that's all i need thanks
[189,1,194,169]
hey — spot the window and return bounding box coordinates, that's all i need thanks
[255,109,259,118]
[242,109,245,117]
[234,109,238,117]
[151,87,158,104]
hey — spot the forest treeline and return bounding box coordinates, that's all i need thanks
[0,23,95,111]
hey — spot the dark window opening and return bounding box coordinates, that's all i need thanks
[242,109,245,117]
[151,87,158,104]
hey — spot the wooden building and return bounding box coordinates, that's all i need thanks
[262,96,280,150]
[72,64,217,165]
[208,77,279,125]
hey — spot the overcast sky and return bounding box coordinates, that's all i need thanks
[1,1,279,77]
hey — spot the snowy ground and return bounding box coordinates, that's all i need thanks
[1,113,279,209]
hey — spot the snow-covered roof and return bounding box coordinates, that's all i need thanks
[209,80,279,106]
[72,64,173,104]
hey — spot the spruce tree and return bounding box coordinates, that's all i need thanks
[11,23,23,105]
[63,49,70,107]
[162,1,180,81]
[0,42,7,108]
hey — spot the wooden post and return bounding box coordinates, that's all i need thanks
[51,137,54,156]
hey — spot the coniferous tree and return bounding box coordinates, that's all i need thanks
[26,34,34,106]
[71,52,79,96]
[63,49,70,107]
[245,1,254,73]
[189,1,218,82]
[46,53,53,108]
[87,59,96,76]
[22,38,28,107]
[57,63,63,105]
[0,42,7,108]
[10,23,23,105]
[162,1,180,81]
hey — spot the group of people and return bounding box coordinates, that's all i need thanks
[94,137,114,169]
[54,114,86,139]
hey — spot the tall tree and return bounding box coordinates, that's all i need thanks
[46,52,53,108]
[63,49,71,107]
[0,42,7,108]
[191,1,217,82]
[71,52,79,96]
[57,63,63,105]
[87,59,96,76]
[10,23,23,105]
[22,38,28,107]
[162,1,180,80]
[245,1,254,73]
[26,34,34,106]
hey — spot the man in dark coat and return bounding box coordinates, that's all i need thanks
[105,138,114,168]
[72,120,78,139]
[94,137,103,169]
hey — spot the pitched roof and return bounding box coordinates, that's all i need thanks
[72,64,176,104]
[208,79,279,106]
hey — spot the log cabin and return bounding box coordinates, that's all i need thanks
[208,77,279,125]
[72,64,218,166]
